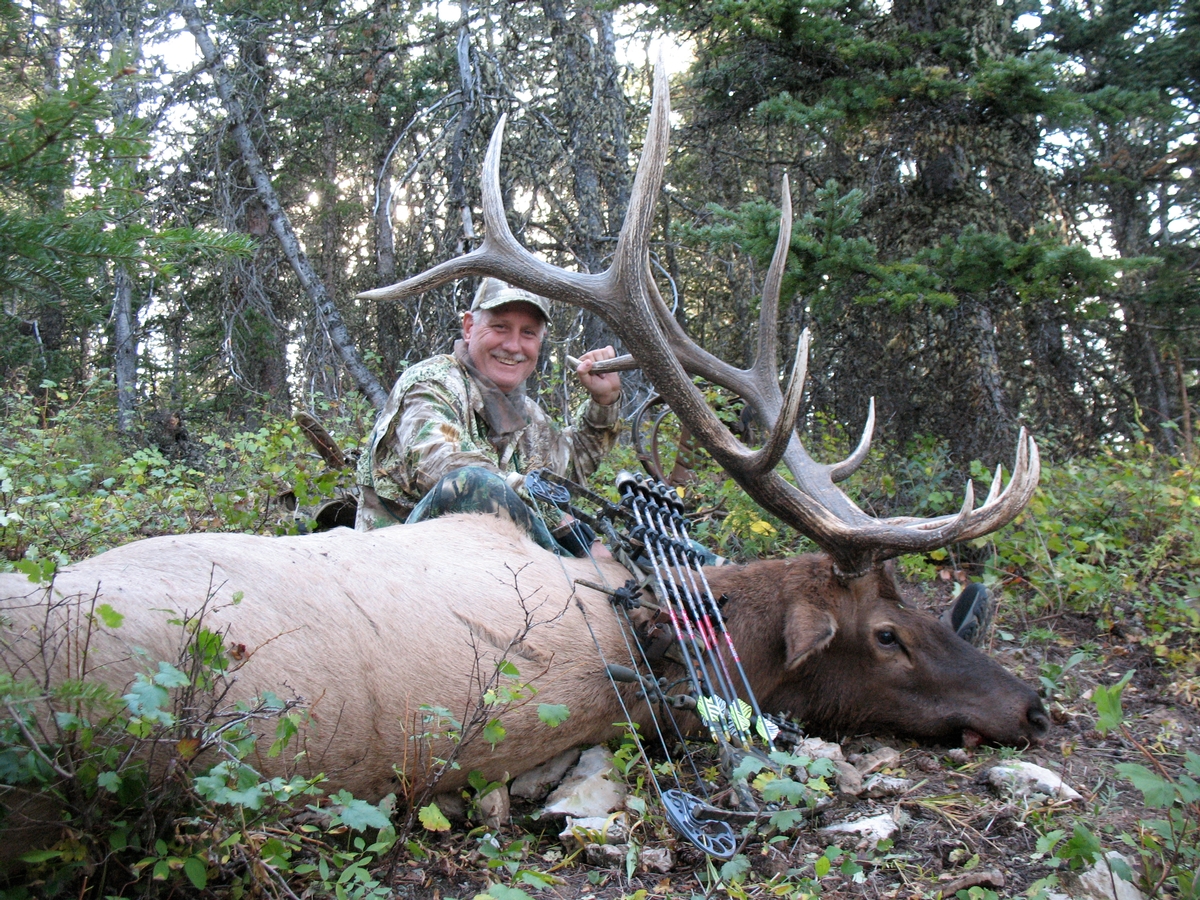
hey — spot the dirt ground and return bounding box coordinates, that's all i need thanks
[374,583,1198,900]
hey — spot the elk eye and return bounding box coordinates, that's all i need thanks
[877,629,898,647]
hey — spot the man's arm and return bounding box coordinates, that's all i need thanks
[374,377,501,501]
[567,345,624,480]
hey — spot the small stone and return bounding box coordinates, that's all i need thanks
[584,843,628,867]
[541,746,628,818]
[986,761,1082,802]
[833,760,864,796]
[510,748,581,801]
[559,813,629,847]
[478,784,510,830]
[912,752,940,773]
[818,810,905,849]
[854,746,901,775]
[796,737,844,762]
[947,748,970,765]
[639,846,675,873]
[863,774,914,798]
[430,791,466,822]
[1076,851,1146,900]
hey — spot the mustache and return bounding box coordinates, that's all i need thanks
[491,352,529,364]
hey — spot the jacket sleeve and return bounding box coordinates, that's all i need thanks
[372,377,501,503]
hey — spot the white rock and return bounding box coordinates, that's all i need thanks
[584,843,627,866]
[510,748,581,801]
[640,847,675,873]
[855,746,901,775]
[818,811,905,849]
[559,812,629,847]
[833,760,864,796]
[863,774,914,798]
[541,746,627,817]
[987,761,1082,802]
[796,737,844,762]
[1076,851,1146,900]
[478,784,510,830]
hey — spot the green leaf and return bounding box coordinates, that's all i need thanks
[761,777,806,804]
[719,854,751,884]
[476,883,534,900]
[418,803,451,832]
[1093,671,1133,734]
[97,771,121,793]
[732,755,768,781]
[482,718,506,748]
[814,854,831,878]
[122,675,169,717]
[1059,824,1102,869]
[515,869,559,888]
[19,849,64,864]
[337,797,393,831]
[152,661,190,689]
[95,603,124,628]
[496,659,520,678]
[1114,763,1177,808]
[184,856,208,890]
[768,808,806,831]
[537,703,570,727]
[14,558,56,584]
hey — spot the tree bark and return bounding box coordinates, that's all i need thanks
[178,0,387,409]
[113,266,136,433]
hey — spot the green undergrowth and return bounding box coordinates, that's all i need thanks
[0,377,366,569]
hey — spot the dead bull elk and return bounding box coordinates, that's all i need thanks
[1,64,1047,853]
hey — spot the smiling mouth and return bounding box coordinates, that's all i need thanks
[491,355,526,367]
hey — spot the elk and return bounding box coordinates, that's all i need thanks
[2,64,1048,857]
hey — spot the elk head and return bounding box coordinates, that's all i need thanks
[358,61,1039,582]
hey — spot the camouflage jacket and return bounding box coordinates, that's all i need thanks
[355,353,622,529]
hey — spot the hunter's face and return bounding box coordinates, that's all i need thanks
[462,304,546,393]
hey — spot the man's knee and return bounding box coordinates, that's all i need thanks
[409,467,511,522]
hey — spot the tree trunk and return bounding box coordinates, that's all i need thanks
[448,5,477,256]
[113,267,137,433]
[178,0,387,409]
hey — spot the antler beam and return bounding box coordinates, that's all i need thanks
[358,62,1040,578]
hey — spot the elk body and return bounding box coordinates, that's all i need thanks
[1,515,1046,850]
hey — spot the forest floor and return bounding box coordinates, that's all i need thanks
[376,579,1200,900]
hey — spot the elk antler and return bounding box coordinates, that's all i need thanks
[358,62,1040,578]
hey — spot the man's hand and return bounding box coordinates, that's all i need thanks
[575,345,622,407]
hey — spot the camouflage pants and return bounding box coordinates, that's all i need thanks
[406,467,573,556]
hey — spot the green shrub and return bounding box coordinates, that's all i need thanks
[0,379,362,568]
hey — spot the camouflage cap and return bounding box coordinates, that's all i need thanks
[470,278,551,324]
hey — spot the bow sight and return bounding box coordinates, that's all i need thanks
[524,468,785,859]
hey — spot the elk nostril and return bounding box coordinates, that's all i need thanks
[1028,704,1051,737]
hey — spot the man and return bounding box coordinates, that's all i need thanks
[355,278,622,556]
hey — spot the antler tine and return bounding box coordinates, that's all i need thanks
[750,173,792,383]
[828,398,875,483]
[744,328,809,477]
[877,429,1040,542]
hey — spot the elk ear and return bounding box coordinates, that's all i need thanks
[940,583,992,647]
[784,604,838,669]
